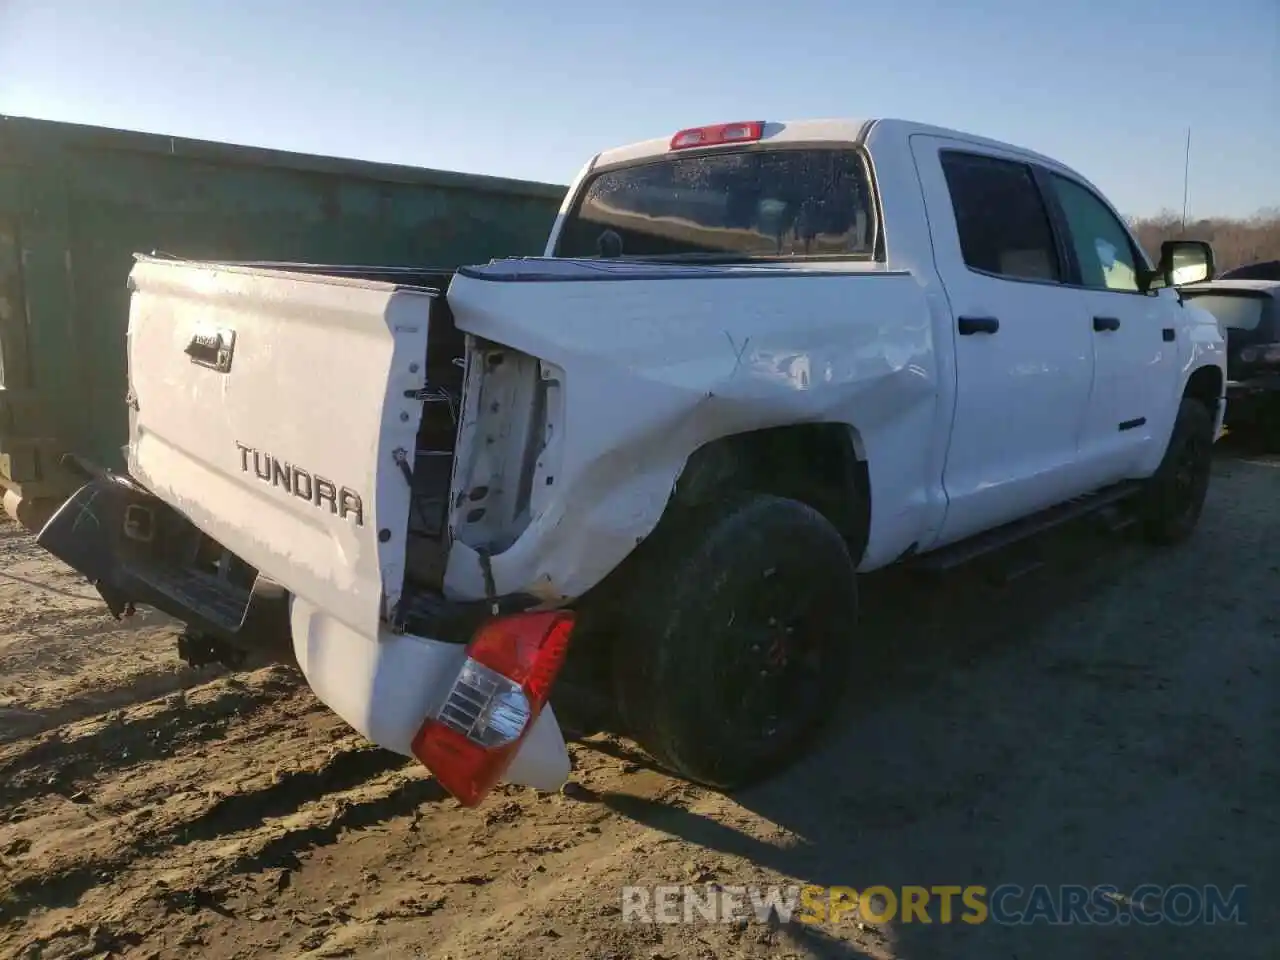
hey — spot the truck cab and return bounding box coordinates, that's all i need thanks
[37,119,1225,806]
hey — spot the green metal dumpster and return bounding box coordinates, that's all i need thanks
[0,115,566,526]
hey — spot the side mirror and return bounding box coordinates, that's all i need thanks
[1141,239,1215,292]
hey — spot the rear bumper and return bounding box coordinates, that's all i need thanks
[35,478,291,657]
[290,595,572,792]
[36,477,573,795]
[1227,374,1280,397]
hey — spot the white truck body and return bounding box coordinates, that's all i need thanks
[42,118,1226,803]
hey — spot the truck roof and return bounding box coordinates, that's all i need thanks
[591,118,1073,176]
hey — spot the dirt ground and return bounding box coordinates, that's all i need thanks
[1,447,1277,959]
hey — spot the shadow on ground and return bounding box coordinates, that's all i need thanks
[602,450,1278,959]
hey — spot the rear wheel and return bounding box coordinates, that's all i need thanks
[1141,398,1214,545]
[612,494,859,790]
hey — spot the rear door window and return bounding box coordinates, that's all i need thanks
[939,151,1062,283]
[555,149,877,260]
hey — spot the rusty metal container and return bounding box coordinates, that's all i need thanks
[0,115,565,522]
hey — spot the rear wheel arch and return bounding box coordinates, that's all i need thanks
[564,424,869,730]
[669,423,871,563]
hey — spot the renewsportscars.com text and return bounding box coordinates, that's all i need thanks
[620,883,1249,927]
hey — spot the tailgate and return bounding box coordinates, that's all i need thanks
[126,256,433,638]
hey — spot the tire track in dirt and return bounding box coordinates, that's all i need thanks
[0,518,220,745]
[198,749,697,960]
[0,658,231,747]
[0,740,416,918]
[0,669,301,809]
[5,761,447,958]
[1,519,457,959]
[0,691,407,912]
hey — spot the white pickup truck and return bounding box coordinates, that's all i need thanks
[37,118,1226,806]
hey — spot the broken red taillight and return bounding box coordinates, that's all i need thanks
[669,121,765,150]
[411,610,575,807]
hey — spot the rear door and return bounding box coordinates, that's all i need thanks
[911,138,1098,546]
[126,257,432,638]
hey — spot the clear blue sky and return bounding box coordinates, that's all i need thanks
[1,0,1275,218]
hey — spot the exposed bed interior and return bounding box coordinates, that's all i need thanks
[403,273,467,593]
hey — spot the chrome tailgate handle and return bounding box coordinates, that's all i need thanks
[185,328,236,372]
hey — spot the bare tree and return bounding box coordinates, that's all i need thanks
[1127,209,1280,274]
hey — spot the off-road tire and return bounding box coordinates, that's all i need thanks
[612,494,859,791]
[1141,397,1214,545]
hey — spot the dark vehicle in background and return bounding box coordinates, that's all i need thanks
[1220,260,1280,282]
[1182,280,1280,438]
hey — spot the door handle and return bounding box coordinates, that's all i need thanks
[185,327,236,373]
[1093,316,1121,332]
[958,315,1000,335]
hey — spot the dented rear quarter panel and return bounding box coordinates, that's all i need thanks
[442,258,947,603]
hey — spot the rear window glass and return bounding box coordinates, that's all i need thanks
[1183,294,1269,331]
[554,149,876,259]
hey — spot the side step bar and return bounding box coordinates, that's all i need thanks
[914,481,1143,573]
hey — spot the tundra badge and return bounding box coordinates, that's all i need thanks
[235,442,364,526]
